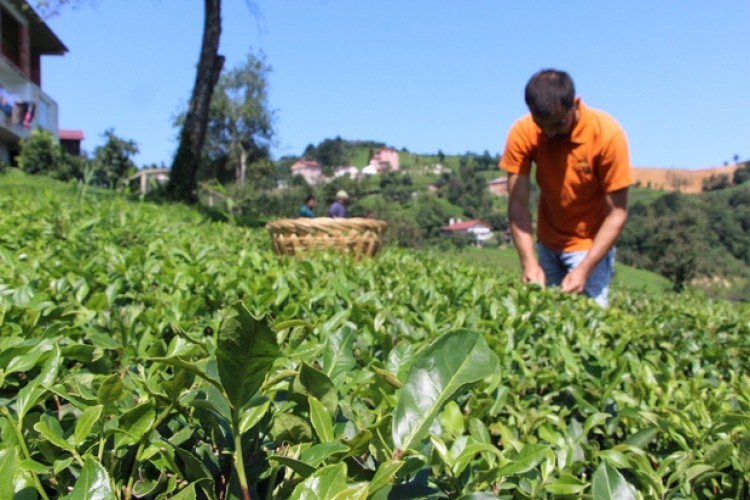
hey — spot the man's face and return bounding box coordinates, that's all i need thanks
[532,99,579,141]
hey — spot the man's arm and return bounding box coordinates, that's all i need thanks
[507,173,545,285]
[561,188,629,294]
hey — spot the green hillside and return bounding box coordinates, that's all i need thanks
[1,170,748,498]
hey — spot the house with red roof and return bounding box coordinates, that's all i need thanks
[290,159,324,184]
[369,147,399,173]
[58,129,84,156]
[0,0,67,163]
[487,176,508,196]
[443,218,493,243]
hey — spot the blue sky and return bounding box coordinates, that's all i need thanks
[43,1,749,169]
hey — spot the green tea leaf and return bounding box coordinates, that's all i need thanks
[496,444,548,476]
[704,440,733,466]
[96,374,124,413]
[289,462,348,500]
[170,483,197,499]
[309,396,334,443]
[34,419,76,454]
[372,366,402,389]
[544,473,587,495]
[392,329,499,451]
[291,363,338,416]
[299,443,350,467]
[591,462,636,500]
[238,401,270,435]
[322,326,356,387]
[70,456,115,500]
[272,413,313,444]
[73,405,103,446]
[330,483,368,500]
[368,460,404,495]
[149,356,222,390]
[268,455,317,478]
[216,302,280,413]
[0,448,19,500]
[116,401,155,447]
[624,427,657,449]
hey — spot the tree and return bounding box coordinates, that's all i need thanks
[702,173,730,191]
[733,163,750,185]
[201,52,275,184]
[34,0,238,203]
[167,0,224,203]
[91,129,138,188]
[413,194,456,240]
[17,129,79,180]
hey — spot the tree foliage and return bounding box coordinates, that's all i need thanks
[619,189,750,291]
[733,162,750,185]
[201,52,275,185]
[17,129,81,180]
[90,128,138,188]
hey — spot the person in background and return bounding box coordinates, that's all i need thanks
[298,195,316,217]
[500,69,632,307]
[328,190,349,218]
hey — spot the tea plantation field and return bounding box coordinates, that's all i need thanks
[1,170,748,499]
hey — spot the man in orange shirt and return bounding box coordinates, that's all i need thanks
[500,69,632,306]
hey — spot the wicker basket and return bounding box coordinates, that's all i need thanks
[265,217,387,259]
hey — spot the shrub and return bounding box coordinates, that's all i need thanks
[17,129,80,180]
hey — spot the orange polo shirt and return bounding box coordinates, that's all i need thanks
[500,101,633,251]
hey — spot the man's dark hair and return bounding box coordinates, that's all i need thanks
[524,69,576,117]
[305,195,316,203]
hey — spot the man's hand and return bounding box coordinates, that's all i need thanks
[561,266,588,294]
[522,261,546,286]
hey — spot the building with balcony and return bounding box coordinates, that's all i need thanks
[0,0,66,163]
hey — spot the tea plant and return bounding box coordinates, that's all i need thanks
[0,171,748,499]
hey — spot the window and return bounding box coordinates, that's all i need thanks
[1,8,21,68]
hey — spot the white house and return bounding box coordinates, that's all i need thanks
[443,219,493,243]
[334,165,359,179]
[0,0,68,163]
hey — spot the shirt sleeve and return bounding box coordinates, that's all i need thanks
[598,129,633,193]
[500,117,535,176]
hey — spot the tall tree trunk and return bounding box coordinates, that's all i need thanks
[167,0,224,203]
[238,146,247,184]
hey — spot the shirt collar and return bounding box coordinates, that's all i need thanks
[569,100,588,145]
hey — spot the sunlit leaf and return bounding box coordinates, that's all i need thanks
[392,329,499,451]
[216,302,281,413]
[69,456,115,500]
[591,462,636,500]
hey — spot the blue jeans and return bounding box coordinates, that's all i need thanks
[537,243,615,307]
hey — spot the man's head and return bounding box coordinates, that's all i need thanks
[305,195,316,208]
[336,190,349,203]
[525,69,579,141]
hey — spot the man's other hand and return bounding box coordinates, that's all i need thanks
[561,267,587,294]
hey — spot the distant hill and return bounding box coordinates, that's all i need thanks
[615,165,740,194]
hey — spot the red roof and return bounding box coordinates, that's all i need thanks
[292,159,321,169]
[59,129,85,141]
[488,177,507,185]
[443,220,490,231]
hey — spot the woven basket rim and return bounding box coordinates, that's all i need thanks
[265,217,387,233]
[265,217,387,258]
